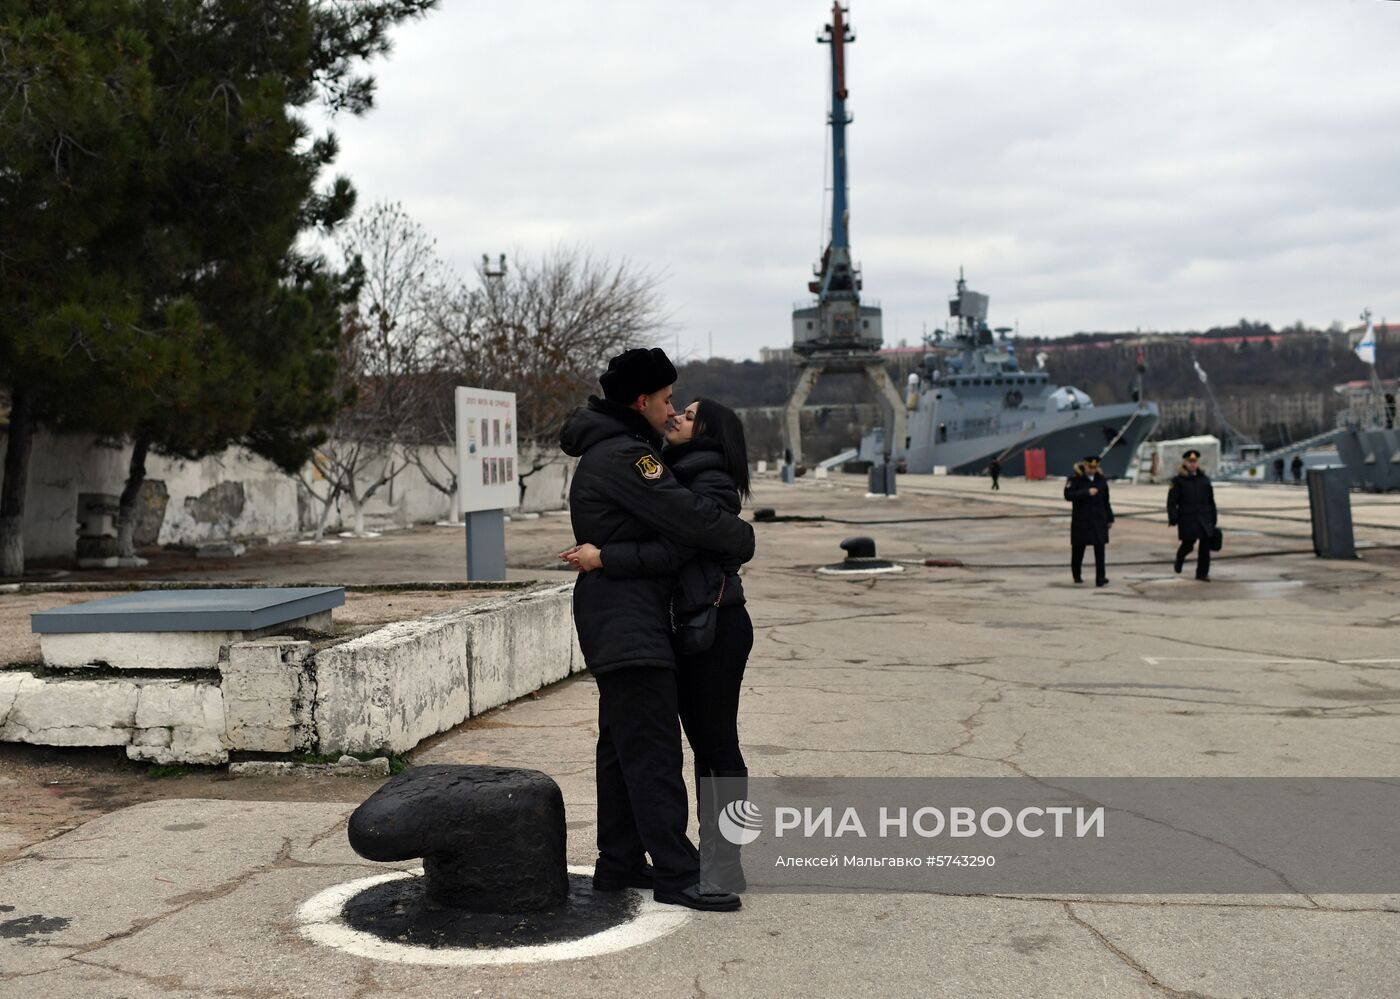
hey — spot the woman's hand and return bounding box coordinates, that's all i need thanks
[558,542,603,572]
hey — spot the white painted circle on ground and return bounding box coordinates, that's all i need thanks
[815,564,905,575]
[296,866,691,966]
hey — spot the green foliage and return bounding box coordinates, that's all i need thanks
[145,763,195,779]
[294,750,409,773]
[0,1,185,431]
[0,0,437,462]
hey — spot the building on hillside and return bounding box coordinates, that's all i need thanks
[1334,377,1398,429]
[1156,393,1331,442]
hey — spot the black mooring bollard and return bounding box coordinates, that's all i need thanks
[348,764,568,912]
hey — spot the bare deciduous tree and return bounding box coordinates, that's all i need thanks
[299,202,444,537]
[429,247,668,504]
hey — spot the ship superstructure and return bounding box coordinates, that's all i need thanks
[897,273,1160,478]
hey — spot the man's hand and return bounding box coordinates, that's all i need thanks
[559,542,603,572]
[1088,487,1099,496]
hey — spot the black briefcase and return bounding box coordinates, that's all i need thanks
[1209,529,1224,552]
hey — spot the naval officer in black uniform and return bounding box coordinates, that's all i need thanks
[1167,448,1217,581]
[559,348,754,912]
[1064,454,1114,586]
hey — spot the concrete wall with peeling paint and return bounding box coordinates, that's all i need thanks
[0,430,572,561]
[0,583,584,763]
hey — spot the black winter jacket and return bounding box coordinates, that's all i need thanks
[599,439,747,616]
[560,399,755,674]
[1064,464,1115,545]
[1167,467,1217,542]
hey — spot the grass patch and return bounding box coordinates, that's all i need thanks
[291,751,410,774]
[146,763,194,779]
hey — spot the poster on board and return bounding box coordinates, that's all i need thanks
[455,387,519,513]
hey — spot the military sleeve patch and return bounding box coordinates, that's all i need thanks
[634,454,663,481]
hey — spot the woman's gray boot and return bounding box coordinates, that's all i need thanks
[696,763,719,875]
[707,768,749,893]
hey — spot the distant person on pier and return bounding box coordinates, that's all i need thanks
[1291,454,1304,484]
[988,457,1001,491]
[1273,457,1286,483]
[1167,448,1217,581]
[1064,455,1114,587]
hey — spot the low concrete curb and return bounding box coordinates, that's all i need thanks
[0,582,583,763]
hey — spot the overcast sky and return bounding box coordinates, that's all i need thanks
[317,0,1400,360]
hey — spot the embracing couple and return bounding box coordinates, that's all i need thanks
[558,347,755,913]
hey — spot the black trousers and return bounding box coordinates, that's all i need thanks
[1071,543,1106,582]
[678,605,753,774]
[594,666,699,892]
[1176,539,1211,578]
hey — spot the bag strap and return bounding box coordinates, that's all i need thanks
[712,576,726,607]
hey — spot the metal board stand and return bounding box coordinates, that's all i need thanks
[465,509,507,581]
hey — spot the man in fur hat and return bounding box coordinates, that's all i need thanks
[1167,448,1217,580]
[1064,454,1114,586]
[559,347,753,912]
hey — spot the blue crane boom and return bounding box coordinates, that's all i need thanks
[821,2,854,254]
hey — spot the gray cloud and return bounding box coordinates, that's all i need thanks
[315,0,1400,358]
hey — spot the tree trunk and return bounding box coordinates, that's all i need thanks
[352,495,366,535]
[313,486,339,541]
[116,432,150,559]
[0,389,36,578]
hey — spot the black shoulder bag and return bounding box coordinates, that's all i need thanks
[673,577,725,655]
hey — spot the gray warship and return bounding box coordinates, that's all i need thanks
[889,273,1160,479]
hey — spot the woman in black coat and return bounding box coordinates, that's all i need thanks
[1166,449,1217,580]
[563,398,753,893]
[1064,455,1114,586]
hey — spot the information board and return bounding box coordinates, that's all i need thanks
[455,387,520,514]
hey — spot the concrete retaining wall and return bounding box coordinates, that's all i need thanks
[0,672,228,765]
[0,582,586,763]
[0,429,574,561]
[313,584,584,753]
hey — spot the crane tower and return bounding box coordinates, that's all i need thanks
[783,3,906,469]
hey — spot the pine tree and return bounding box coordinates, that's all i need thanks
[0,0,438,573]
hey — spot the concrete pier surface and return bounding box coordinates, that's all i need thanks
[2,474,1399,997]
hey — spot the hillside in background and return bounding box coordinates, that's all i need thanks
[675,320,1395,454]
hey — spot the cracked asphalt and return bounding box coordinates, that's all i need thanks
[2,472,1399,997]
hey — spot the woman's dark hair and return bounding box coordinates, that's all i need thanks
[690,397,751,500]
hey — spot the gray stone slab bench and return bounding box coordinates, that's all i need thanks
[31,587,343,670]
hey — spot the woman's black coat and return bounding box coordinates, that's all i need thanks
[1063,465,1114,546]
[600,439,746,614]
[1167,467,1217,543]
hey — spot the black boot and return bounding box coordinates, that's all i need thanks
[695,763,718,882]
[707,769,749,893]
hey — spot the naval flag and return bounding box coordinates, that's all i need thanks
[1355,320,1377,366]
